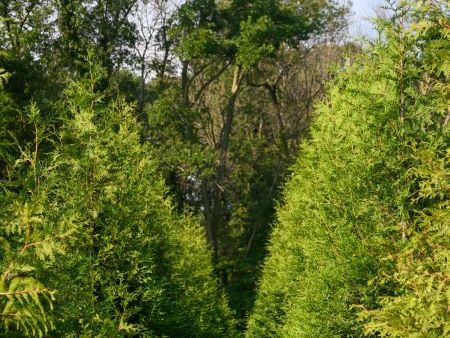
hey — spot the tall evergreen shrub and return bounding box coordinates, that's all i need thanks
[1,64,235,337]
[247,1,449,337]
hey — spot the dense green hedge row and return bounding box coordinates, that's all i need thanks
[0,65,235,337]
[248,3,449,337]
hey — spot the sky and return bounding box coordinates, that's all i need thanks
[348,0,383,38]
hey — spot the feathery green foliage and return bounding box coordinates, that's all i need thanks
[247,1,449,337]
[359,3,450,336]
[0,103,65,337]
[2,1,448,337]
[1,63,235,337]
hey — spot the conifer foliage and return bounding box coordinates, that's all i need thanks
[1,1,448,337]
[247,1,449,337]
[0,64,234,337]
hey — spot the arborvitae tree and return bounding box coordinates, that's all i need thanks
[1,64,235,337]
[247,1,449,337]
[359,3,450,336]
[1,91,59,336]
[0,57,15,177]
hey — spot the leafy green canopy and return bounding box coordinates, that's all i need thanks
[1,64,235,337]
[174,0,347,67]
[247,1,449,337]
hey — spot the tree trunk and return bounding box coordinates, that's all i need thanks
[266,83,289,157]
[217,65,243,183]
[201,179,218,261]
[181,60,190,107]
[205,66,243,260]
[137,61,146,119]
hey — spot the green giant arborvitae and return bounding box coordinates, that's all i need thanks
[247,1,449,337]
[1,64,235,337]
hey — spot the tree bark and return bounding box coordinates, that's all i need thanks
[205,66,244,260]
[265,83,289,157]
[201,179,217,261]
[181,60,190,107]
[217,65,243,183]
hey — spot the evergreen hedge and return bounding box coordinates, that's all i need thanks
[0,64,235,337]
[247,2,449,337]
